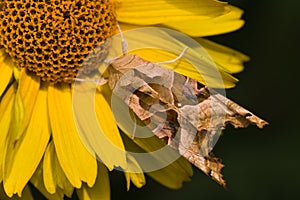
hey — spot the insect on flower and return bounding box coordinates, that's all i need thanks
[71,25,268,187]
[0,0,264,198]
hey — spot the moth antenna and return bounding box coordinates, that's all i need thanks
[156,47,189,65]
[64,77,107,85]
[116,22,128,55]
[104,23,128,65]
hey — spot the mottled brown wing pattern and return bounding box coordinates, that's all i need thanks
[108,54,268,186]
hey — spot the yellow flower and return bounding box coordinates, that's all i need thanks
[0,0,249,199]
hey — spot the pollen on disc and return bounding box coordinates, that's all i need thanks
[0,0,116,83]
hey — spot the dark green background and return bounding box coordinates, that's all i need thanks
[110,0,300,199]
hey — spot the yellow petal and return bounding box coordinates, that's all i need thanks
[113,95,193,189]
[120,126,193,190]
[124,154,145,190]
[0,83,17,183]
[10,68,40,141]
[3,84,50,197]
[165,6,245,37]
[0,52,13,98]
[197,38,250,74]
[122,132,193,189]
[112,97,193,189]
[112,93,193,186]
[119,22,141,32]
[48,84,97,188]
[43,142,74,198]
[0,184,33,200]
[116,0,228,25]
[147,157,193,189]
[76,163,110,200]
[95,91,127,168]
[112,27,237,88]
[71,83,127,170]
[30,163,65,200]
[112,87,192,189]
[131,48,237,88]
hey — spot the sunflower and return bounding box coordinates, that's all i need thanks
[0,0,249,199]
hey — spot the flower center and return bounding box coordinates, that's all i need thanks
[0,0,116,83]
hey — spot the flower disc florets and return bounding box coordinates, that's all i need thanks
[0,0,116,83]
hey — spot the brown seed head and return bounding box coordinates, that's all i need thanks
[0,0,116,83]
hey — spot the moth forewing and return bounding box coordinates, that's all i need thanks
[106,51,268,187]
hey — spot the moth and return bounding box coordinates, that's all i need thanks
[104,42,268,186]
[75,26,268,186]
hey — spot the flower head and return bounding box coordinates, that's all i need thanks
[0,0,253,199]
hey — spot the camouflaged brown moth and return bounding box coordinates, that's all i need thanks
[73,25,268,186]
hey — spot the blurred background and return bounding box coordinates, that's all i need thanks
[110,0,300,199]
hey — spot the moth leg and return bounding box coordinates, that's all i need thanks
[104,22,128,65]
[184,77,190,86]
[104,57,119,65]
[116,22,128,55]
[156,47,188,65]
[64,77,107,85]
